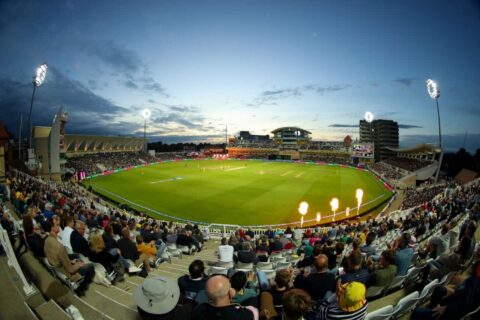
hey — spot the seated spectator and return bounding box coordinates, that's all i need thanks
[136,235,161,265]
[411,258,480,320]
[368,250,397,287]
[229,234,241,251]
[134,276,194,320]
[268,269,293,312]
[43,219,94,296]
[70,220,90,257]
[294,254,336,301]
[316,281,368,320]
[456,220,477,264]
[271,289,312,320]
[23,215,47,258]
[256,236,270,254]
[117,228,151,273]
[89,232,124,282]
[270,235,284,252]
[340,251,369,285]
[360,232,377,258]
[236,242,256,264]
[394,232,414,276]
[192,275,257,320]
[178,260,208,300]
[230,271,257,304]
[297,245,322,269]
[61,216,75,252]
[177,230,200,253]
[218,237,234,264]
[102,225,119,252]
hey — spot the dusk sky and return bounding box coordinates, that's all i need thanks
[1,0,479,152]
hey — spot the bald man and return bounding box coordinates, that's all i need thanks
[293,254,336,301]
[192,275,256,320]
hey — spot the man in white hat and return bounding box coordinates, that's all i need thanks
[134,276,193,320]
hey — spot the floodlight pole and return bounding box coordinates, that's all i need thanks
[28,84,37,150]
[434,97,443,184]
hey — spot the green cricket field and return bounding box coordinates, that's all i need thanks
[83,159,393,226]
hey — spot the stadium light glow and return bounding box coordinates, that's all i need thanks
[300,216,304,228]
[298,201,308,215]
[316,212,321,223]
[142,108,151,119]
[28,63,48,150]
[346,207,350,217]
[426,79,440,99]
[330,198,339,222]
[426,78,443,184]
[356,188,364,216]
[364,111,374,123]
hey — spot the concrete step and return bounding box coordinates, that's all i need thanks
[0,256,39,320]
[35,300,71,320]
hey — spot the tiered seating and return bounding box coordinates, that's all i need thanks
[67,151,156,176]
[3,163,479,320]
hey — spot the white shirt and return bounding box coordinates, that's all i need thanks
[218,244,234,262]
[61,226,74,251]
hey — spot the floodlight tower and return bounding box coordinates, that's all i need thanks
[426,79,442,184]
[364,111,374,143]
[142,108,151,152]
[28,63,48,149]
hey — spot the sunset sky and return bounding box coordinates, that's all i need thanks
[1,0,479,151]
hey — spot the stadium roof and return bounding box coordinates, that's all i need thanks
[271,127,312,134]
[386,143,441,154]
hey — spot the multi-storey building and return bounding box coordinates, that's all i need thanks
[359,119,399,161]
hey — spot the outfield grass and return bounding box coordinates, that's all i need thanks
[83,159,392,226]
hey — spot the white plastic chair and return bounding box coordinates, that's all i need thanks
[276,261,291,271]
[391,291,419,320]
[235,262,254,270]
[41,257,84,291]
[208,266,228,276]
[416,279,439,304]
[167,244,183,259]
[256,262,274,270]
[365,305,394,320]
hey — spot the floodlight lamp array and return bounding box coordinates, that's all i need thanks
[364,111,374,123]
[426,79,440,99]
[33,63,48,87]
[142,109,151,119]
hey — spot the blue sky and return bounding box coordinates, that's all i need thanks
[1,0,479,152]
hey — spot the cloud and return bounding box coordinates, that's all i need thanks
[84,40,169,96]
[393,78,416,87]
[0,67,130,138]
[165,104,199,113]
[87,79,98,90]
[249,84,352,107]
[329,124,358,128]
[85,40,141,76]
[398,124,422,129]
[124,79,139,89]
[149,134,226,144]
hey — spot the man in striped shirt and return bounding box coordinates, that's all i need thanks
[315,281,368,320]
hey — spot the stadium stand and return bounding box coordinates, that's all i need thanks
[1,158,479,320]
[67,151,156,176]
